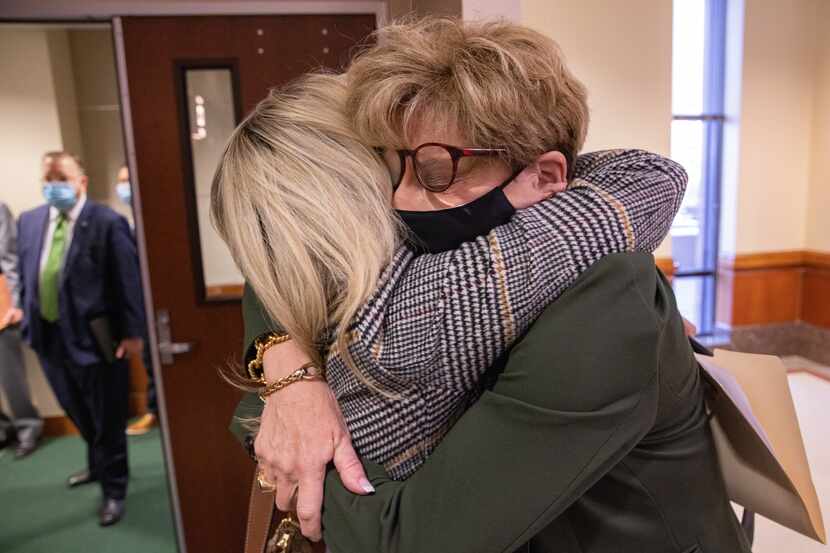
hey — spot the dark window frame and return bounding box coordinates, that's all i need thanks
[173,59,244,304]
[671,0,727,335]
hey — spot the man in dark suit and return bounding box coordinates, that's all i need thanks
[17,151,145,526]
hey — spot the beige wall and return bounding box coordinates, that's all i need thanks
[726,0,819,255]
[0,30,64,218]
[0,29,68,418]
[45,30,85,161]
[521,0,674,256]
[463,0,520,21]
[68,29,130,221]
[522,0,672,155]
[805,0,830,252]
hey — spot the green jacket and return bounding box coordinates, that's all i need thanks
[232,253,750,553]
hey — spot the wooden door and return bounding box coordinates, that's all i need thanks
[120,15,375,552]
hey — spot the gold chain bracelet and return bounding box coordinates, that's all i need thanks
[247,332,292,383]
[259,362,324,402]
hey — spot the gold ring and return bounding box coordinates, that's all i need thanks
[257,469,276,492]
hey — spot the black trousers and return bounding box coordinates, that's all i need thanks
[36,319,129,500]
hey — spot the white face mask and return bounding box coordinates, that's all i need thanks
[43,181,78,211]
[116,181,132,205]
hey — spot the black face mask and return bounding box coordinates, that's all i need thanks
[396,174,517,254]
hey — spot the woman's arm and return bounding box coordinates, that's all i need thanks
[352,149,685,392]
[322,253,665,552]
[232,285,372,542]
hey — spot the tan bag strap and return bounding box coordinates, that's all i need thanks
[245,470,276,553]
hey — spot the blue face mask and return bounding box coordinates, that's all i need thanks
[116,182,132,206]
[42,181,78,211]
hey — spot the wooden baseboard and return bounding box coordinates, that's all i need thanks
[717,250,830,327]
[719,250,806,271]
[804,251,830,270]
[43,416,79,437]
[803,262,830,327]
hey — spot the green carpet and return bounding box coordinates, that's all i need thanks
[0,428,177,553]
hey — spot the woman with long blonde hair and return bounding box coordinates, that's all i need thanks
[212,73,400,391]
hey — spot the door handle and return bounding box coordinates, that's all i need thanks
[156,309,196,365]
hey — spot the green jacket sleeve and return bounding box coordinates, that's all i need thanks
[320,253,663,553]
[228,284,280,447]
[241,283,282,363]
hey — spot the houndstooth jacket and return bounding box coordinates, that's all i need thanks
[319,149,687,480]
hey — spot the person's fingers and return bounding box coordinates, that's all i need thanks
[333,439,374,495]
[115,345,125,359]
[274,475,298,512]
[295,474,324,541]
[682,318,697,337]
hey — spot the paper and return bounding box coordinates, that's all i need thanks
[698,349,826,543]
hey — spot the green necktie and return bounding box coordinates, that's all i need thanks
[40,213,68,322]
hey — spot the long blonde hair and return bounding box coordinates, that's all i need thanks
[211,73,400,386]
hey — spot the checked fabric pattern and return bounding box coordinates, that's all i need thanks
[322,149,688,480]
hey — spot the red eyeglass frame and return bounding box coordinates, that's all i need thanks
[388,142,508,193]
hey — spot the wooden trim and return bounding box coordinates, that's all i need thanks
[205,283,244,300]
[804,250,830,270]
[655,257,676,279]
[717,249,830,328]
[803,267,830,328]
[719,250,807,271]
[43,416,79,437]
[720,250,830,271]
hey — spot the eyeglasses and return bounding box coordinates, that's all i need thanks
[381,142,508,193]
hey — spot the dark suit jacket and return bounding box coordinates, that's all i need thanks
[234,253,752,553]
[17,200,145,366]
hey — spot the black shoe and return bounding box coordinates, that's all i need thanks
[14,440,38,459]
[98,497,125,526]
[0,436,11,451]
[67,469,97,488]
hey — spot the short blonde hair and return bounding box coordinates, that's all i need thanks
[346,17,589,172]
[211,73,400,387]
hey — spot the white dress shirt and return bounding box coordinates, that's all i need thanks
[39,194,87,277]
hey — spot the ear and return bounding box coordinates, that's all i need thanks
[79,175,89,192]
[533,150,568,195]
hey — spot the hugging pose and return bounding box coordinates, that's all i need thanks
[213,17,751,553]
